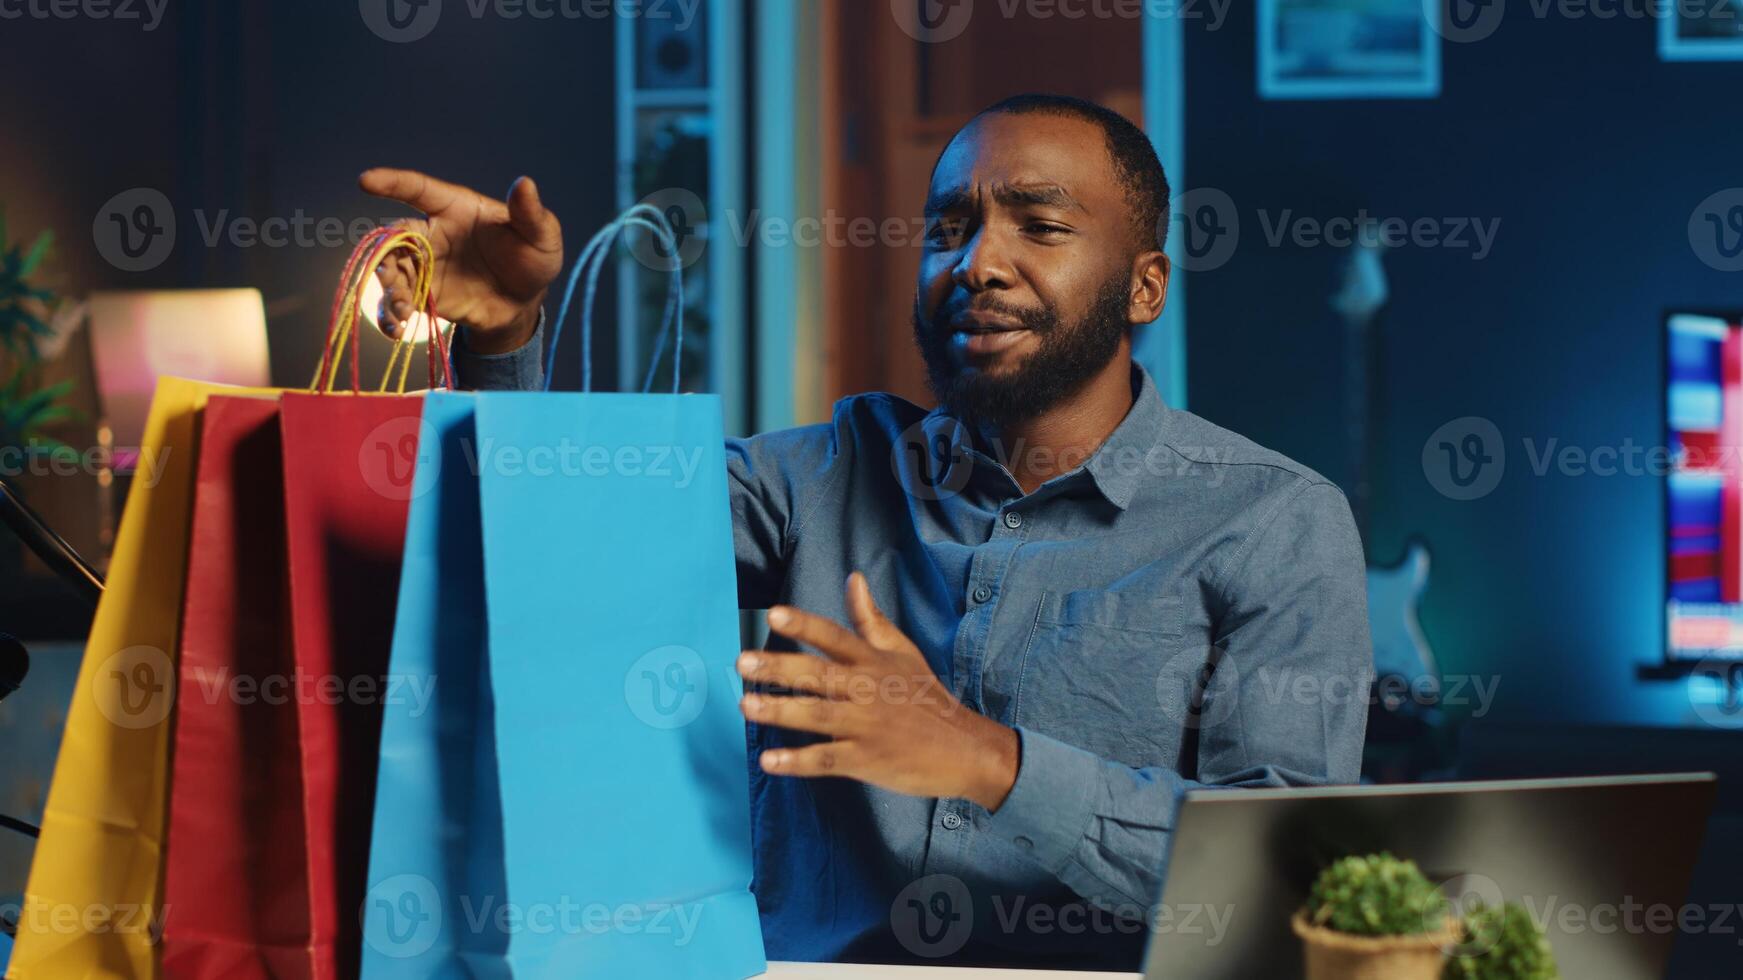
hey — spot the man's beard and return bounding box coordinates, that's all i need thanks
[913,275,1130,430]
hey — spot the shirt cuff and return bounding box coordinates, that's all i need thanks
[982,727,1101,874]
[452,310,546,391]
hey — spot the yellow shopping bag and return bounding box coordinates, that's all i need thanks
[8,230,444,980]
[6,378,276,980]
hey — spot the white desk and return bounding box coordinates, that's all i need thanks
[762,965,1137,979]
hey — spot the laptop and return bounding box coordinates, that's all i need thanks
[1142,773,1716,979]
[87,289,272,469]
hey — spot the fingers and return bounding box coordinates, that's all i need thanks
[506,176,563,251]
[759,742,854,778]
[737,651,852,698]
[845,572,912,653]
[740,692,860,738]
[766,605,873,665]
[371,231,427,340]
[359,168,474,215]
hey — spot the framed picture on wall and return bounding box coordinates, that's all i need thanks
[1660,0,1743,61]
[1258,0,1440,99]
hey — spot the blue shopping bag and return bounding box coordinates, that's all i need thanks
[361,207,764,979]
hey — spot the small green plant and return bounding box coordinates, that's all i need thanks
[0,210,80,456]
[1443,901,1559,980]
[1305,852,1451,937]
[0,210,56,362]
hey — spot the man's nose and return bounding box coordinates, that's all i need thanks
[952,227,1013,293]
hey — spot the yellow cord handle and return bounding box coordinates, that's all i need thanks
[310,228,440,394]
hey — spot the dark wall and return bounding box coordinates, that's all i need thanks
[0,0,619,393]
[0,1,618,635]
[1183,10,1743,728]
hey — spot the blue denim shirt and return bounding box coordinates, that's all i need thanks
[455,324,1371,970]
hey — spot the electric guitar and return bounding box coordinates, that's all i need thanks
[1331,237,1440,688]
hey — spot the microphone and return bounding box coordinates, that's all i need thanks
[0,633,28,702]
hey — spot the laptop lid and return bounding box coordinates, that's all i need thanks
[1142,773,1716,979]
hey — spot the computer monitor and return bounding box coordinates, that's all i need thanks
[1142,773,1715,980]
[1666,312,1743,661]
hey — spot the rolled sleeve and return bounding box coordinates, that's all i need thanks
[452,312,546,392]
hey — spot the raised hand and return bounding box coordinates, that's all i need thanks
[358,168,564,354]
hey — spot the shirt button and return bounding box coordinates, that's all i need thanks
[1003,511,1023,529]
[972,585,992,603]
[1014,835,1034,850]
[942,813,963,830]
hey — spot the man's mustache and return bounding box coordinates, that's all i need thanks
[932,298,1055,333]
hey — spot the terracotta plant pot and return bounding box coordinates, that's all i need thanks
[1292,911,1459,980]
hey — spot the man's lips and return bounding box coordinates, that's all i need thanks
[949,309,1026,333]
[946,310,1034,357]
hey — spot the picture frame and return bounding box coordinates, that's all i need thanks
[1259,0,1441,100]
[1660,0,1743,62]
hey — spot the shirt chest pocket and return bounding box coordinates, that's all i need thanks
[1011,590,1189,767]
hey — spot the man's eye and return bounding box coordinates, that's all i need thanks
[1027,222,1070,236]
[926,221,967,245]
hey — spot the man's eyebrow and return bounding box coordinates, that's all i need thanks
[923,182,1086,215]
[992,182,1085,212]
[925,188,973,214]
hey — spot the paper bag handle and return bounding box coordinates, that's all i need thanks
[311,227,454,394]
[544,204,685,395]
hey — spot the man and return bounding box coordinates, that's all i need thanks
[362,94,1371,970]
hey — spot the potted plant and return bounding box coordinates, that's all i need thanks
[1293,852,1459,980]
[1443,901,1560,980]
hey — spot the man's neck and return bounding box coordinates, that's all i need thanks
[986,349,1138,497]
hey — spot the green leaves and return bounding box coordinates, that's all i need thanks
[0,371,79,449]
[0,209,58,362]
[0,210,80,453]
[1443,902,1560,980]
[1306,852,1451,937]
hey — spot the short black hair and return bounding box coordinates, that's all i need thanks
[943,93,1171,254]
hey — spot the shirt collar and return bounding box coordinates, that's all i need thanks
[921,361,1169,511]
[1081,361,1167,510]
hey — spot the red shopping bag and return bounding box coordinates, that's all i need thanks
[162,394,313,979]
[283,229,452,980]
[154,227,451,980]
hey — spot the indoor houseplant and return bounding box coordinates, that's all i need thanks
[1294,852,1459,980]
[1443,900,1560,980]
[0,212,79,461]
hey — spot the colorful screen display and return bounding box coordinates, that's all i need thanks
[1667,313,1743,660]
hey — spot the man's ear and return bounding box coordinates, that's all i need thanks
[1129,250,1170,326]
